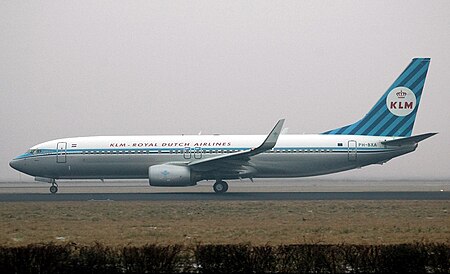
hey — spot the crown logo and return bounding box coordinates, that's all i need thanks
[396,90,407,98]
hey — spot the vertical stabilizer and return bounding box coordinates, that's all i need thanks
[323,58,430,137]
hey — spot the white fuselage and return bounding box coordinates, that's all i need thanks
[10,134,415,181]
[9,58,432,194]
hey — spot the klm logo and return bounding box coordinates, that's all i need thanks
[390,101,414,109]
[386,87,416,117]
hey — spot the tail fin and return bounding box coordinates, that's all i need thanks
[323,58,430,137]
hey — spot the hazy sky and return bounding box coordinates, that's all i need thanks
[1,1,449,181]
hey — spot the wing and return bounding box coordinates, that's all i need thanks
[188,119,285,178]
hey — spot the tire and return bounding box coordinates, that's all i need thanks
[50,185,58,194]
[213,181,228,193]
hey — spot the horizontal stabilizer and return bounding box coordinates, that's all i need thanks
[381,132,437,146]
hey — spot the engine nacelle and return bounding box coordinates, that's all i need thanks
[149,164,197,187]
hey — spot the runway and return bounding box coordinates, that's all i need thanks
[0,180,448,201]
[0,191,448,202]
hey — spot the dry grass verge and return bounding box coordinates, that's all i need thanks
[0,200,448,246]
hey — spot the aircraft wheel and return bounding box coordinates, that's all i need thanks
[50,185,58,194]
[213,181,228,193]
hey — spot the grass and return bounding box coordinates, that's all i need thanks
[0,200,448,246]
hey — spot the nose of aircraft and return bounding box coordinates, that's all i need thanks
[9,159,24,172]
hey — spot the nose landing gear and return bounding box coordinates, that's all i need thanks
[49,181,58,194]
[34,177,59,194]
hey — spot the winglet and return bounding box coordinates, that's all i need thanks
[188,119,285,168]
[248,119,285,156]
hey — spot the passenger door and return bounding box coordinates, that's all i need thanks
[348,140,357,161]
[56,142,67,163]
[348,140,358,162]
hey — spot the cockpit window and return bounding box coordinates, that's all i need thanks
[27,149,41,155]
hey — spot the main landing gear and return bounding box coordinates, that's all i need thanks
[49,181,58,194]
[213,180,228,193]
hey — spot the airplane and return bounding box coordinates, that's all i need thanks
[9,58,436,194]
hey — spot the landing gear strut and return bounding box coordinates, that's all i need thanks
[213,180,228,193]
[49,181,58,194]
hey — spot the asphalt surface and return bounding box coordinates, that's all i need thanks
[0,191,448,202]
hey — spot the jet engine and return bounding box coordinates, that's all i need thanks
[149,164,197,186]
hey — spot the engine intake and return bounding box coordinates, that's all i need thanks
[149,164,197,187]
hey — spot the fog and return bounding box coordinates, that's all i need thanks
[1,1,449,181]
